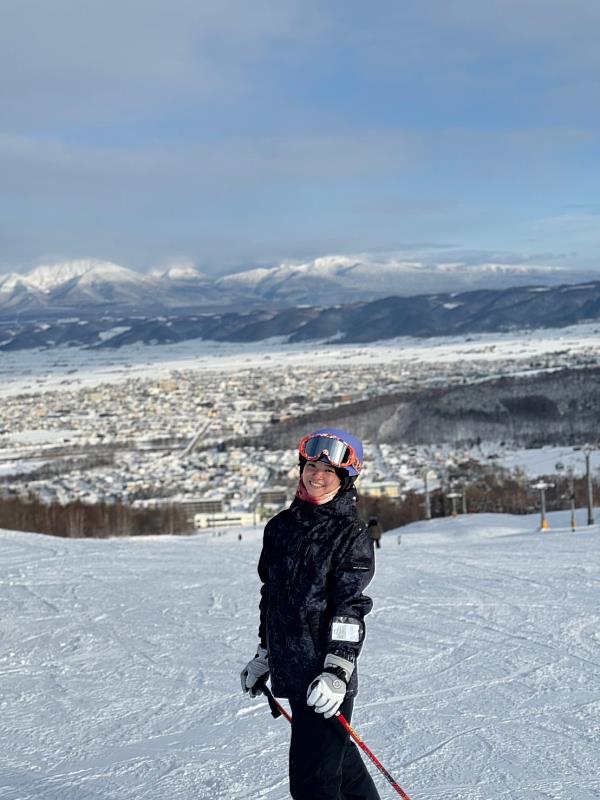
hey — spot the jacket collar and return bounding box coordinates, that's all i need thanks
[290,486,359,518]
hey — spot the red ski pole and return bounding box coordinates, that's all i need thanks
[261,685,412,800]
[336,711,412,800]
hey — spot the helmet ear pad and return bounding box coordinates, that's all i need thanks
[336,468,357,493]
[298,456,356,493]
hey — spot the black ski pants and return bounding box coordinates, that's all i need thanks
[288,696,381,800]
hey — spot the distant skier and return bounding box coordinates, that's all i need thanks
[367,516,383,549]
[241,428,380,800]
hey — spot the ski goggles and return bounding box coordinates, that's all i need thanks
[298,433,362,471]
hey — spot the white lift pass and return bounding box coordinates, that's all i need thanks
[331,620,361,643]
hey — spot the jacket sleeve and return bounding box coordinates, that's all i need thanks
[327,521,375,663]
[257,523,270,649]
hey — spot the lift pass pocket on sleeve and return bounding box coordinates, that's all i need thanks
[331,616,362,643]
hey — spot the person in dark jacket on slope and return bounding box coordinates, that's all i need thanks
[241,428,380,800]
[367,516,383,549]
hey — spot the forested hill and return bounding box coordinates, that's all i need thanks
[253,366,600,449]
[2,280,600,351]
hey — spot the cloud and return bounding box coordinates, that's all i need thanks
[5,0,598,136]
[2,122,590,201]
[0,128,422,269]
[328,1,600,72]
[0,129,422,197]
[2,1,599,271]
[312,1,600,125]
[0,0,307,130]
[534,212,600,240]
[1,119,597,271]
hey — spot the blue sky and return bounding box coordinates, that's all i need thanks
[1,0,599,275]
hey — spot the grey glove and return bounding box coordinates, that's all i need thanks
[240,646,269,697]
[306,653,354,718]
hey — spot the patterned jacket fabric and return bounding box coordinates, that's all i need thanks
[258,488,375,699]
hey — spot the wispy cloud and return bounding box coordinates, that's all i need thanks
[0,0,307,130]
[1,0,599,272]
[534,212,600,239]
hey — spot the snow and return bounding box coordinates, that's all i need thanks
[0,458,47,477]
[495,446,600,478]
[2,320,600,400]
[0,273,36,294]
[26,261,117,292]
[96,327,132,343]
[211,257,599,301]
[221,256,568,287]
[0,429,75,446]
[75,263,148,288]
[2,511,599,799]
[215,267,272,289]
[438,262,562,275]
[158,267,208,281]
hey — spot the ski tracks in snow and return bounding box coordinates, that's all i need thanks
[0,521,599,799]
[361,525,600,799]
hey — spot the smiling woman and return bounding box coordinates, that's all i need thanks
[241,427,381,799]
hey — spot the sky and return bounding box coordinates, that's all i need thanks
[1,0,599,276]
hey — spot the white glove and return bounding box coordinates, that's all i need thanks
[306,653,354,719]
[240,646,269,697]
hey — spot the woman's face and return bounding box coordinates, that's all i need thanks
[302,459,341,498]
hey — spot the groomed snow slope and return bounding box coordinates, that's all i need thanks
[1,512,599,800]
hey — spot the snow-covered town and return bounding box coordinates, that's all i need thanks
[2,325,600,528]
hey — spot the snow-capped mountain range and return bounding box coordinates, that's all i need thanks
[0,256,598,319]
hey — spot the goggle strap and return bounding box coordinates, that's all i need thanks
[299,434,360,470]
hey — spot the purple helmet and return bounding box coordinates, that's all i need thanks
[299,427,364,477]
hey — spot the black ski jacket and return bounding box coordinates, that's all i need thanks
[258,489,375,699]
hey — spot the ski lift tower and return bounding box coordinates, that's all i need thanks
[532,480,554,531]
[446,490,462,518]
[583,444,595,526]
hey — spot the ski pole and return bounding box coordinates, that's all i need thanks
[336,711,412,800]
[261,682,292,722]
[261,684,412,800]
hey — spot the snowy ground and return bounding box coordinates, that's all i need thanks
[1,511,600,800]
[1,320,600,398]
[494,446,600,479]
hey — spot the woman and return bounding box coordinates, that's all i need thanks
[241,428,380,800]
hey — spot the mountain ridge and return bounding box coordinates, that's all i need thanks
[1,278,600,351]
[1,256,597,319]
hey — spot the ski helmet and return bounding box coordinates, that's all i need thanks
[298,428,364,477]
